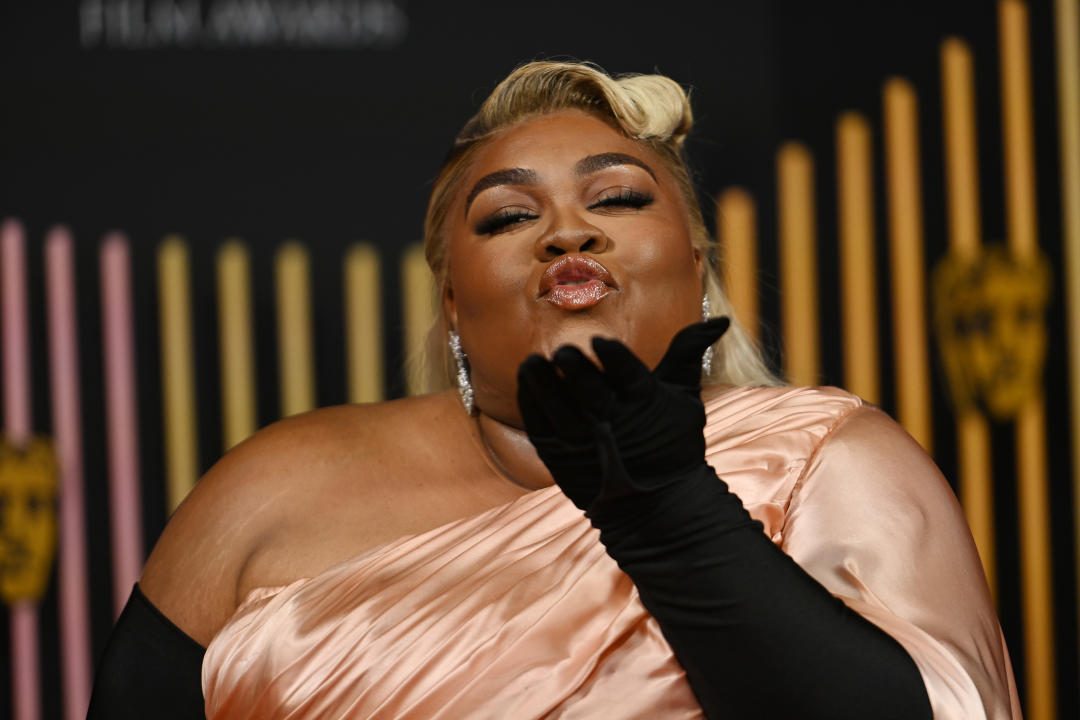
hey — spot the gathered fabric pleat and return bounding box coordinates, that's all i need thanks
[203,482,702,719]
[203,385,1019,719]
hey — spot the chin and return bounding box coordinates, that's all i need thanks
[533,318,628,363]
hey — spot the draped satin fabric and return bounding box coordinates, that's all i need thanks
[203,386,1020,719]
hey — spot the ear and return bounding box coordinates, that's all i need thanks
[692,245,705,281]
[442,279,458,329]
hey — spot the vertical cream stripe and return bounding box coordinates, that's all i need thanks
[941,37,997,601]
[777,142,820,386]
[882,78,933,452]
[216,240,256,450]
[1053,0,1080,660]
[344,243,384,404]
[275,242,315,417]
[716,188,760,342]
[402,244,437,396]
[999,2,1056,717]
[157,236,199,512]
[836,112,881,404]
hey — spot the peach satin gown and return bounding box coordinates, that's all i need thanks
[202,386,1021,719]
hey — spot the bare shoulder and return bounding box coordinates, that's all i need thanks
[139,392,470,646]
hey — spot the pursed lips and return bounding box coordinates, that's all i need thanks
[538,255,618,310]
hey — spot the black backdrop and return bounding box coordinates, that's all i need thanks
[0,1,1076,717]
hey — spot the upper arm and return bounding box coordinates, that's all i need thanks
[781,405,1020,719]
[139,414,335,647]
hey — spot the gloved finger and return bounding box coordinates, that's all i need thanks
[551,345,613,420]
[591,337,652,394]
[517,355,558,438]
[517,354,592,440]
[653,316,731,387]
[590,422,639,502]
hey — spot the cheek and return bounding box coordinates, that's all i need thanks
[616,225,703,364]
[622,221,701,297]
[450,251,528,325]
[447,238,537,373]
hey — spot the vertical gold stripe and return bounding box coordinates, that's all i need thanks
[216,240,256,450]
[941,37,997,601]
[882,78,933,452]
[344,243,384,404]
[1015,394,1055,719]
[942,39,983,260]
[959,410,996,598]
[777,142,820,386]
[1000,0,1039,262]
[402,244,438,396]
[1053,0,1080,658]
[275,242,315,417]
[999,2,1056,717]
[836,112,880,404]
[157,236,199,511]
[716,188,760,342]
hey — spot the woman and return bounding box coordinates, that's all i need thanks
[90,61,1019,718]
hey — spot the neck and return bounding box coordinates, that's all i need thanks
[474,411,556,491]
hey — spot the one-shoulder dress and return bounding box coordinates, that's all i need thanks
[202,386,1021,719]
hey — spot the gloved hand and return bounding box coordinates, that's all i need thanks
[516,317,730,514]
[514,316,932,720]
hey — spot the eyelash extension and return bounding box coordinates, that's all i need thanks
[474,189,654,235]
[589,189,654,210]
[475,209,538,235]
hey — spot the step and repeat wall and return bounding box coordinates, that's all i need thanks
[1,1,1078,718]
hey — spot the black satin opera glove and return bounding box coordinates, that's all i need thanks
[516,318,932,720]
[87,584,207,719]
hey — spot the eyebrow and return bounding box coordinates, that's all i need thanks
[574,152,657,182]
[464,167,538,216]
[463,152,658,216]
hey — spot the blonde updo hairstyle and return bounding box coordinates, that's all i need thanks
[423,61,777,388]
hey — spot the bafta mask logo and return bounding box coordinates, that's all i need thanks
[0,436,58,605]
[932,245,1051,419]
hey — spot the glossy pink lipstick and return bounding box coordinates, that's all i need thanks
[538,255,618,310]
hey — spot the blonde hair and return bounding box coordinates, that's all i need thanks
[422,60,779,388]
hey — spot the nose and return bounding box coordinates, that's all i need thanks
[534,221,610,261]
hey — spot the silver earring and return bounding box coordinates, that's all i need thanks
[448,330,475,415]
[701,295,714,377]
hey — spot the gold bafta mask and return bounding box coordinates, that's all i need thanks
[0,436,58,605]
[932,245,1051,420]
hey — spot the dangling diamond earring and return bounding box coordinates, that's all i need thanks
[448,329,475,415]
[701,294,714,377]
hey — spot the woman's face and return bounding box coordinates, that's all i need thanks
[445,110,704,426]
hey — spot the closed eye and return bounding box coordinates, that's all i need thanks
[474,189,653,235]
[588,189,654,211]
[474,208,539,235]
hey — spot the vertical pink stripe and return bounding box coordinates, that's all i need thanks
[100,234,144,617]
[45,227,93,719]
[2,218,41,720]
[11,606,40,720]
[2,220,31,439]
